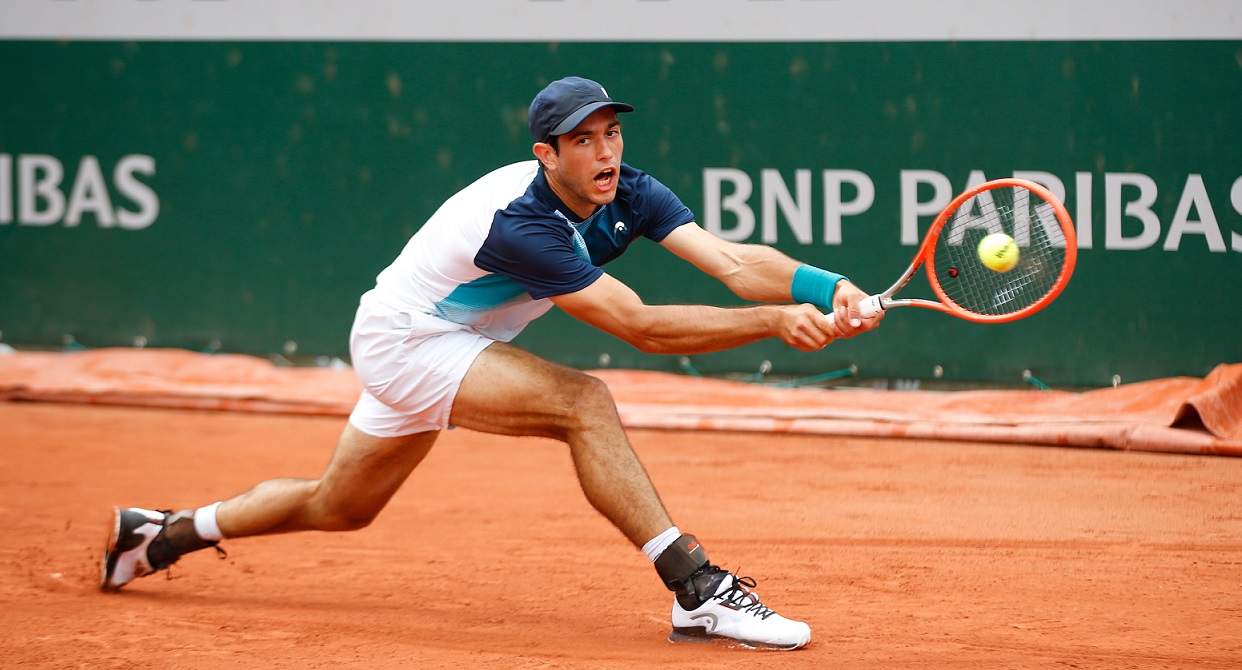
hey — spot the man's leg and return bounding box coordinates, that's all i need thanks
[101,423,437,590]
[101,339,811,648]
[450,342,811,650]
[449,341,672,548]
[215,423,437,536]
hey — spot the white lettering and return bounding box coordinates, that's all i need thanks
[0,155,10,224]
[1013,171,1067,204]
[1164,174,1225,252]
[2,154,158,229]
[65,156,117,227]
[702,168,753,242]
[900,170,951,245]
[822,170,873,245]
[700,167,1236,253]
[1005,174,1070,250]
[114,154,159,230]
[1105,173,1160,250]
[761,169,812,245]
[963,169,989,192]
[1013,171,1071,248]
[1232,176,1242,252]
[1074,171,1093,249]
[943,178,1003,247]
[18,154,66,226]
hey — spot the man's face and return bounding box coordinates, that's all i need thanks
[538,107,624,219]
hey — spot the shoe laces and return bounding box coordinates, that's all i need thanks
[710,571,777,620]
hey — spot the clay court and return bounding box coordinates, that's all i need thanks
[2,351,1240,669]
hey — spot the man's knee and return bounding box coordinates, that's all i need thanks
[573,371,614,402]
[550,372,619,432]
[315,514,372,534]
[307,491,382,532]
[314,509,378,532]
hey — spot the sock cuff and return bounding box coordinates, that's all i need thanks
[193,501,225,541]
[642,526,681,563]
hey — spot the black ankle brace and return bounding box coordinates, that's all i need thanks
[147,511,217,570]
[653,534,709,592]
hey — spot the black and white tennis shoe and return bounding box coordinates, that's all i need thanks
[669,566,811,650]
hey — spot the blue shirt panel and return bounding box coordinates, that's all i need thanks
[471,163,694,301]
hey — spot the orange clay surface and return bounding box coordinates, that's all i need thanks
[3,400,1241,669]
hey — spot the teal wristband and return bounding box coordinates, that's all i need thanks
[790,264,848,310]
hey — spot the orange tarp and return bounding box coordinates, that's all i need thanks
[1,349,1239,456]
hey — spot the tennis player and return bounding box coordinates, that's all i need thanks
[102,76,881,650]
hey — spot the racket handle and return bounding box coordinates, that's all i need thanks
[825,295,885,326]
[858,295,884,318]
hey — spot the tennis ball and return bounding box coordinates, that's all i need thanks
[978,233,1019,272]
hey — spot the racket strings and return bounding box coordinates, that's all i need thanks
[931,186,1070,317]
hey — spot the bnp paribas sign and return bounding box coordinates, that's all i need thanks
[0,154,159,230]
[702,168,1242,254]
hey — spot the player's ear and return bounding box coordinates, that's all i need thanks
[532,142,558,171]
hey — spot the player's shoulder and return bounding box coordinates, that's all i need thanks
[617,161,652,189]
[616,162,688,218]
[433,160,542,224]
[483,164,567,246]
[617,162,674,199]
[466,160,542,197]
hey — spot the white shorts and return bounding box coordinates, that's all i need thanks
[347,300,494,438]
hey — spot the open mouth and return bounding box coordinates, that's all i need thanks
[593,167,617,189]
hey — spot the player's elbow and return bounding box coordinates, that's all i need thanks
[629,334,671,355]
[619,327,667,354]
[616,317,674,355]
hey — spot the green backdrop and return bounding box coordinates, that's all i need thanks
[1,41,1239,387]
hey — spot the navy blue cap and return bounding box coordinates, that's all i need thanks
[528,76,635,143]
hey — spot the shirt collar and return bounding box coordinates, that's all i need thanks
[533,163,627,225]
[532,167,587,224]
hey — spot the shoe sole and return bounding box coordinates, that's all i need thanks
[100,506,123,592]
[668,628,807,651]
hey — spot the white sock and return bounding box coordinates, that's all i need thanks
[642,526,682,562]
[193,501,225,541]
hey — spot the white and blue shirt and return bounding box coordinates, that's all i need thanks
[363,160,695,341]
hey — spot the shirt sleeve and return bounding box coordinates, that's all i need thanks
[633,171,695,242]
[474,216,604,300]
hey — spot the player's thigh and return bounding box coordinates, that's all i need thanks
[314,422,439,520]
[450,342,618,439]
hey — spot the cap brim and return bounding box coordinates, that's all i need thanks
[548,101,635,138]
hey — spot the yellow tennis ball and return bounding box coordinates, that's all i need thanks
[978,233,1019,272]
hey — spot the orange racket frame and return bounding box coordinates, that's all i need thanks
[842,177,1077,324]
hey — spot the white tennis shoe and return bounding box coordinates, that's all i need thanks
[101,507,170,591]
[669,570,812,650]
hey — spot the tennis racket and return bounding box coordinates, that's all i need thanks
[829,177,1076,325]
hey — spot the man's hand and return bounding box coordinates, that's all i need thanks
[826,280,884,338]
[775,303,839,351]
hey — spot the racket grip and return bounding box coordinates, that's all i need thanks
[858,295,883,318]
[825,295,884,326]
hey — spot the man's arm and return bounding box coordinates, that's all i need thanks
[658,222,880,333]
[549,272,836,355]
